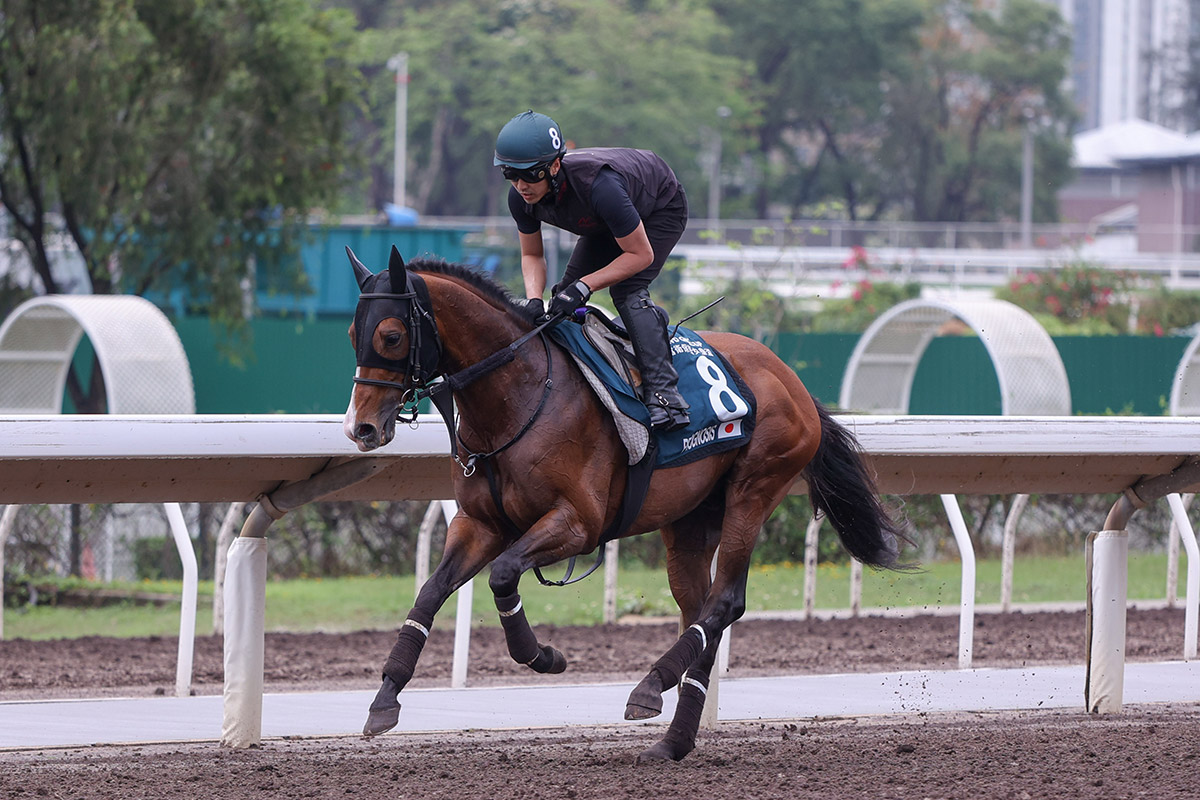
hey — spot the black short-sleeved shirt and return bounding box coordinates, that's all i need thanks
[506,147,683,240]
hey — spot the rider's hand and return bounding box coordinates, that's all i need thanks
[522,297,545,317]
[546,280,592,319]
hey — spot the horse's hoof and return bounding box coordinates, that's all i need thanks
[362,676,401,737]
[636,740,691,764]
[624,673,664,720]
[362,705,400,737]
[541,645,567,674]
[624,702,662,721]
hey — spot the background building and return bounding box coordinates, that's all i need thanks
[1054,0,1195,132]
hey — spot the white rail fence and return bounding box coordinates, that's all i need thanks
[1,414,1198,746]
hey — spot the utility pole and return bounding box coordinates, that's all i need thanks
[1020,109,1034,248]
[388,53,409,208]
[707,106,732,234]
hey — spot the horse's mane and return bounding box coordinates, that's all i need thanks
[408,257,541,326]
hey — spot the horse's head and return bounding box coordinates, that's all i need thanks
[343,245,442,451]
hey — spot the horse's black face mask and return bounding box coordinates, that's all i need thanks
[349,245,442,394]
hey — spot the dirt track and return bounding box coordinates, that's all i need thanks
[2,607,1197,799]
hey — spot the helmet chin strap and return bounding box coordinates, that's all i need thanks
[548,155,565,197]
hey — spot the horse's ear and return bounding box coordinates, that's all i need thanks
[387,245,407,291]
[347,246,372,290]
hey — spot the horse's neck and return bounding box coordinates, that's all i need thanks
[428,279,526,373]
[427,277,555,422]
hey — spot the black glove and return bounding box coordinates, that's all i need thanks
[522,297,545,317]
[546,280,592,319]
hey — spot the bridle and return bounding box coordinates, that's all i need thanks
[348,249,561,476]
[351,269,443,418]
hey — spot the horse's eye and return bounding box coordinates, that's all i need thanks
[383,333,403,348]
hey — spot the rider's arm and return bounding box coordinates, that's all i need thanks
[518,230,548,298]
[509,186,548,299]
[575,168,653,292]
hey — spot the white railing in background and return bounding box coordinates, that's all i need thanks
[358,216,1200,296]
[389,216,1200,255]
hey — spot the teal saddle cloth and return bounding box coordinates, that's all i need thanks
[547,310,756,468]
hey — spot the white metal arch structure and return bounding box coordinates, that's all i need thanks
[835,297,1071,669]
[838,297,1071,416]
[0,294,198,695]
[0,295,194,414]
[1166,335,1200,665]
[1170,332,1200,416]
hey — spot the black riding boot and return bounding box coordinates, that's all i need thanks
[617,290,690,432]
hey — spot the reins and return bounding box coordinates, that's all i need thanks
[415,309,631,588]
[421,321,557,477]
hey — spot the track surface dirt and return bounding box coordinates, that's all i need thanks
[2,607,1197,799]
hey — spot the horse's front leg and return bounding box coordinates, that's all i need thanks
[363,516,502,737]
[486,508,590,676]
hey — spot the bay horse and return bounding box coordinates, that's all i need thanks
[343,245,905,763]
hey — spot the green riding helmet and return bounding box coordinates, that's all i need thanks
[494,110,565,169]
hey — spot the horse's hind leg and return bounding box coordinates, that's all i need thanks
[625,484,771,739]
[363,516,502,736]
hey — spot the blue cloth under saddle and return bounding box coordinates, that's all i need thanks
[548,313,756,468]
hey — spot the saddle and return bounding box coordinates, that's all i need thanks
[534,310,757,586]
[548,309,756,468]
[572,312,654,464]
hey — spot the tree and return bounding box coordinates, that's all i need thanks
[346,0,750,217]
[709,0,927,219]
[709,0,1075,224]
[877,0,1076,223]
[0,0,360,401]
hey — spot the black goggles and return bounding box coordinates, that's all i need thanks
[500,162,553,183]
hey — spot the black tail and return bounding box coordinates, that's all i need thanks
[804,402,909,570]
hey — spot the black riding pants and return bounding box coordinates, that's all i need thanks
[561,188,688,307]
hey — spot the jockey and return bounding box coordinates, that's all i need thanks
[494,110,691,432]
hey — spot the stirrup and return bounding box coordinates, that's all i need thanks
[648,393,690,433]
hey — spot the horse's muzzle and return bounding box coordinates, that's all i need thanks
[351,421,391,451]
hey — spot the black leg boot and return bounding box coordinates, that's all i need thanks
[617,289,690,432]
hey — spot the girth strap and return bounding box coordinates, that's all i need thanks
[532,437,659,587]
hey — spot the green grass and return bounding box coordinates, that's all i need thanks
[2,552,1187,641]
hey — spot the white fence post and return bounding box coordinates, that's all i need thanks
[1166,494,1193,607]
[941,495,976,669]
[1000,494,1029,612]
[1165,494,1198,660]
[849,560,863,617]
[0,504,17,640]
[603,540,620,624]
[440,500,474,689]
[803,515,821,619]
[1085,530,1129,713]
[164,502,197,697]
[221,535,268,747]
[415,501,440,600]
[212,502,242,636]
